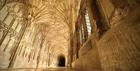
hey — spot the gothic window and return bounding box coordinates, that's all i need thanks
[0,3,24,52]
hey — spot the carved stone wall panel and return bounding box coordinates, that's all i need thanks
[0,31,3,40]
[5,39,14,52]
[4,14,13,26]
[0,6,8,21]
[15,23,22,32]
[11,19,18,29]
[0,35,10,51]
[0,51,10,68]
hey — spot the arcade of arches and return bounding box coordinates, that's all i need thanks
[0,0,140,71]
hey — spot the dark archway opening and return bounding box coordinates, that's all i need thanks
[57,55,65,67]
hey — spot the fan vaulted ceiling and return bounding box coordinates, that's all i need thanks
[26,0,81,57]
[0,0,82,67]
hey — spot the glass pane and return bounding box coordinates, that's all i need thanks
[85,12,92,36]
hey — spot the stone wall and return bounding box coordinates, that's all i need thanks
[72,0,140,71]
[98,9,140,71]
[72,48,102,71]
[97,0,140,71]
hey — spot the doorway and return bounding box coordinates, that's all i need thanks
[57,55,65,67]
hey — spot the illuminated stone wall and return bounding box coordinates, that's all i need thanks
[97,0,140,71]
[72,0,140,71]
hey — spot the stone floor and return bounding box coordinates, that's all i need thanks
[0,68,77,71]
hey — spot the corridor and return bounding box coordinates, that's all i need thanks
[0,0,140,71]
